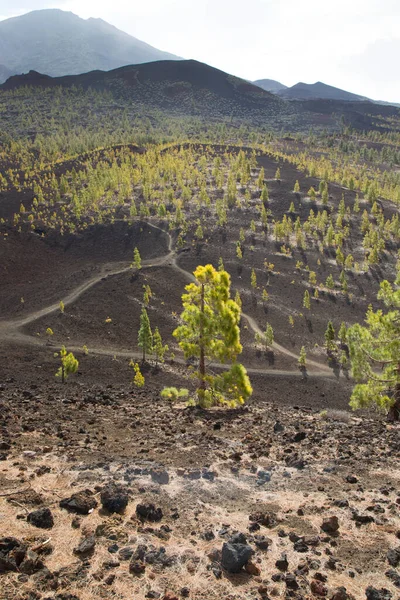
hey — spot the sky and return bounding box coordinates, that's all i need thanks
[0,0,399,102]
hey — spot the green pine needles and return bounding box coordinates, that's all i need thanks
[173,264,252,408]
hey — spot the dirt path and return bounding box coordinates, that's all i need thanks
[0,222,336,379]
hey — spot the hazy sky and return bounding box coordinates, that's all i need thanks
[0,0,399,102]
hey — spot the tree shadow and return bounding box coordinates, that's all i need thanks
[265,350,275,366]
[299,366,308,380]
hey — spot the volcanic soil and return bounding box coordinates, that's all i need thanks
[0,148,399,599]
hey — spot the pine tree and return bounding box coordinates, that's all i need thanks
[265,323,274,348]
[261,184,269,203]
[338,322,347,344]
[143,284,152,307]
[173,264,252,408]
[348,270,400,420]
[251,268,257,289]
[275,167,281,180]
[298,346,307,368]
[153,327,168,366]
[138,308,153,362]
[303,290,311,310]
[324,321,336,352]
[130,361,145,387]
[294,180,300,193]
[325,274,334,289]
[133,247,142,270]
[55,346,79,383]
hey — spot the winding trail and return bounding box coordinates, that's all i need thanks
[0,222,336,379]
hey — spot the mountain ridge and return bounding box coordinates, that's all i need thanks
[1,59,289,124]
[0,9,182,82]
[277,81,368,101]
[253,79,288,93]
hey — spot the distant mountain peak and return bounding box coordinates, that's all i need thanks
[0,8,182,83]
[253,79,288,93]
[278,81,368,101]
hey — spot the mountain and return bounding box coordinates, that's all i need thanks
[253,79,287,93]
[277,81,367,101]
[1,59,291,123]
[0,9,181,83]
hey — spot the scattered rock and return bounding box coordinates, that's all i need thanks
[351,511,375,525]
[253,535,272,550]
[60,490,98,515]
[19,550,45,575]
[385,568,400,588]
[129,560,146,575]
[365,588,392,600]
[249,512,277,528]
[221,534,254,573]
[136,503,163,522]
[245,560,261,576]
[101,484,129,514]
[118,546,134,561]
[346,475,358,484]
[150,469,169,485]
[275,553,289,572]
[0,537,27,573]
[321,516,339,534]
[27,508,54,529]
[73,535,96,557]
[285,573,299,590]
[387,546,400,568]
[311,579,328,596]
[330,588,352,600]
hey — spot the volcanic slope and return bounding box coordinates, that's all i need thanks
[1,60,298,124]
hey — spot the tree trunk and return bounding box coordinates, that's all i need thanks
[388,380,400,422]
[199,283,206,395]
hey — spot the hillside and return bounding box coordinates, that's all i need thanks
[278,81,367,101]
[253,78,287,93]
[0,9,181,83]
[1,60,292,123]
[1,135,400,598]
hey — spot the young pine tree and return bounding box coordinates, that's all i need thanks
[130,361,145,387]
[348,271,400,420]
[324,321,336,352]
[303,290,311,310]
[138,308,153,362]
[173,264,252,408]
[265,323,274,348]
[55,346,79,384]
[153,327,168,367]
[298,346,307,368]
[132,247,142,270]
